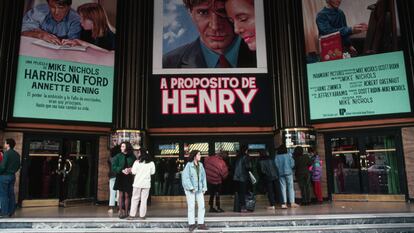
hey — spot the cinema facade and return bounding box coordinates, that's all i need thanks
[1,0,414,208]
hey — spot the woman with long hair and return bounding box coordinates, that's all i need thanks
[128,148,155,220]
[63,3,115,51]
[225,0,256,51]
[182,150,209,232]
[112,142,135,218]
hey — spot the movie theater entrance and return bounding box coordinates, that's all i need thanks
[148,134,274,196]
[325,128,408,201]
[19,133,99,207]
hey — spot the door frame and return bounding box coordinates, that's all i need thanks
[324,127,409,201]
[19,132,100,207]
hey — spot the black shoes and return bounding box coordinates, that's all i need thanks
[209,207,224,212]
[198,224,209,230]
[189,224,197,232]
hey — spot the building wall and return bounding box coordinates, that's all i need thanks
[402,127,414,199]
[97,136,110,202]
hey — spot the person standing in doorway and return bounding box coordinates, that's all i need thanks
[204,150,228,213]
[128,148,155,220]
[0,139,21,218]
[182,150,209,232]
[112,142,135,219]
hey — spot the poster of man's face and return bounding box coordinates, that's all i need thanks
[152,0,268,74]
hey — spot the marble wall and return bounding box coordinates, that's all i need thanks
[97,136,110,202]
[402,127,414,199]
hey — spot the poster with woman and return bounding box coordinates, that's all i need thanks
[152,0,268,74]
[13,0,117,123]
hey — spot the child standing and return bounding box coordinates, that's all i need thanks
[310,148,323,204]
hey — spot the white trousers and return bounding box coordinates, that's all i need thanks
[184,190,205,225]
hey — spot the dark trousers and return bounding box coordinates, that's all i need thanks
[0,175,16,216]
[237,181,247,209]
[297,175,312,204]
[265,179,277,206]
[208,183,222,208]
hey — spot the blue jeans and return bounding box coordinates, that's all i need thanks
[109,177,117,207]
[279,174,295,204]
[0,175,16,216]
[184,190,205,225]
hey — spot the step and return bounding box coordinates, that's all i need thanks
[1,213,414,233]
[2,223,414,233]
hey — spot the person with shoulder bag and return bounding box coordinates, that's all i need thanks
[233,144,252,213]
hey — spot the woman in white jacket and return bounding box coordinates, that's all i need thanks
[128,148,155,219]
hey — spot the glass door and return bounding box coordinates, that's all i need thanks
[20,134,98,207]
[363,135,401,194]
[327,129,406,196]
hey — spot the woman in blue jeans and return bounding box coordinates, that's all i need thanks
[182,150,209,232]
[274,144,299,209]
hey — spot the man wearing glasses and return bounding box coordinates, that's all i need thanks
[163,0,256,68]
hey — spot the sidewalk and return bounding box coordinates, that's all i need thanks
[13,200,414,218]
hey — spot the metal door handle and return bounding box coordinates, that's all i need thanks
[360,154,368,171]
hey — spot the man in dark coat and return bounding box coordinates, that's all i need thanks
[0,139,21,217]
[163,0,256,68]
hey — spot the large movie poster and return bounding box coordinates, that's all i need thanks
[302,0,411,121]
[13,0,117,123]
[150,0,273,127]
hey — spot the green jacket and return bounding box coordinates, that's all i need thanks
[111,152,136,174]
[0,149,21,175]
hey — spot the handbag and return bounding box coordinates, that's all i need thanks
[245,192,256,211]
[248,171,257,184]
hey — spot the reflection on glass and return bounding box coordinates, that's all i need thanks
[215,142,239,157]
[331,137,360,194]
[27,140,60,199]
[152,143,183,196]
[27,155,59,199]
[184,142,209,157]
[365,135,400,194]
[64,140,95,200]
